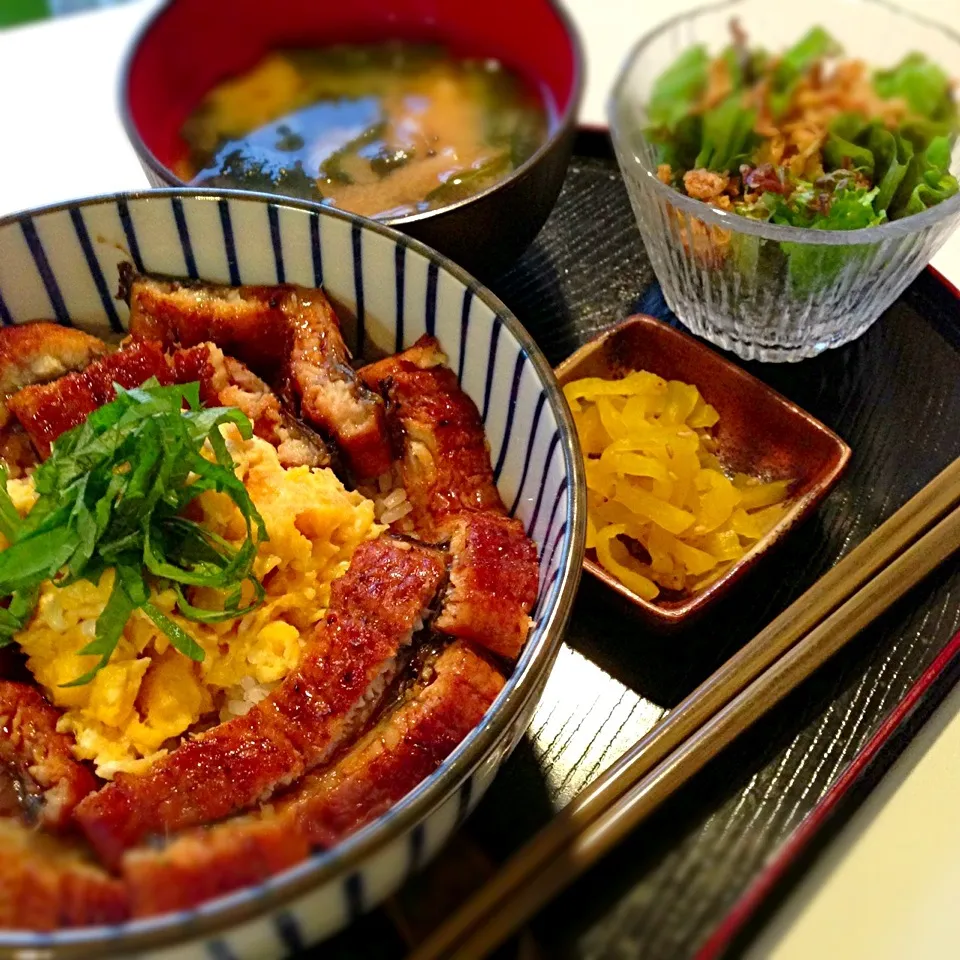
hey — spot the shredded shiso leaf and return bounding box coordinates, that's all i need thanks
[0,380,267,685]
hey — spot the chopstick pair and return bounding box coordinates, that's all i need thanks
[409,455,960,960]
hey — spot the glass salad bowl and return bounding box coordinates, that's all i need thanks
[609,0,960,362]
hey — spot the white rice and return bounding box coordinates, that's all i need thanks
[370,470,412,526]
[381,498,413,526]
[381,488,407,510]
[220,678,276,721]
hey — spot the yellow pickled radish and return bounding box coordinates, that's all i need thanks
[735,477,793,510]
[566,368,793,599]
[615,480,695,535]
[688,397,721,429]
[563,370,668,410]
[574,405,608,455]
[662,379,700,424]
[594,524,659,600]
[691,470,740,535]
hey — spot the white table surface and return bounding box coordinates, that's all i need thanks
[1,3,959,958]
[745,675,960,960]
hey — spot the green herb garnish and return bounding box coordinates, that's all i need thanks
[0,379,267,685]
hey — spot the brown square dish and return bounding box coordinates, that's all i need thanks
[555,315,851,626]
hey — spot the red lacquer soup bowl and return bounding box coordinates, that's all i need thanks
[120,0,584,277]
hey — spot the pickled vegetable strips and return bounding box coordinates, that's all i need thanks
[565,371,791,599]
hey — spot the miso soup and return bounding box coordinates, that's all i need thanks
[179,43,550,218]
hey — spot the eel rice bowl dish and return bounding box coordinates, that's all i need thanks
[0,267,539,929]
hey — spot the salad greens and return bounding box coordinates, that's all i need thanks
[648,46,711,133]
[645,25,959,287]
[694,95,758,173]
[768,26,841,119]
[873,53,956,126]
[0,380,267,685]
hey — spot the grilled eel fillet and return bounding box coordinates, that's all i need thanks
[0,322,109,475]
[0,680,97,830]
[361,336,540,660]
[0,322,108,422]
[121,642,505,917]
[7,340,173,457]
[0,331,330,470]
[434,512,540,661]
[359,335,505,540]
[120,265,392,479]
[0,819,128,930]
[75,536,447,869]
[172,342,331,469]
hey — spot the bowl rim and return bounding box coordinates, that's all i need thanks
[0,187,587,957]
[117,0,586,227]
[607,0,960,245]
[554,313,851,626]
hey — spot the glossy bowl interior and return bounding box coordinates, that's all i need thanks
[555,315,850,627]
[0,190,585,959]
[121,0,584,276]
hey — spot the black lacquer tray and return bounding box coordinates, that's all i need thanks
[303,132,960,960]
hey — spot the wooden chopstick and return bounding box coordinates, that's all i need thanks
[410,455,960,960]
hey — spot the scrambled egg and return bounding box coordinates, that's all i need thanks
[11,429,383,778]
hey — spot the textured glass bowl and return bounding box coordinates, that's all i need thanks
[609,0,960,362]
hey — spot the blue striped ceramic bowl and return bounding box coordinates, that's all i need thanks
[0,190,585,959]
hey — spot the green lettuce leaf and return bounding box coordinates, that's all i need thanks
[889,134,960,219]
[819,115,957,220]
[898,116,957,153]
[694,95,758,173]
[867,125,912,213]
[652,114,703,174]
[769,26,842,118]
[720,45,744,91]
[873,52,957,124]
[766,185,886,292]
[764,181,883,229]
[823,113,875,177]
[647,45,710,132]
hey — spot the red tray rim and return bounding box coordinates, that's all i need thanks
[697,618,960,959]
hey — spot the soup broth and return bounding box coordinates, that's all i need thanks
[179,43,550,218]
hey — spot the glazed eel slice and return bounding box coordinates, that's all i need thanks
[121,642,505,917]
[0,819,128,931]
[360,336,540,660]
[0,321,109,475]
[172,342,332,469]
[359,335,505,540]
[0,680,97,830]
[75,536,447,870]
[2,329,331,471]
[7,340,172,458]
[120,265,392,479]
[434,512,540,661]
